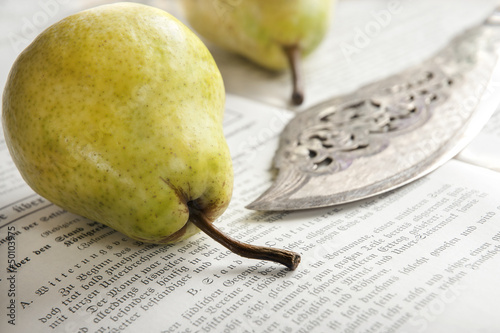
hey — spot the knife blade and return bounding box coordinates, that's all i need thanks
[247,8,500,211]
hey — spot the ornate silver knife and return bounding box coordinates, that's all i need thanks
[247,9,500,211]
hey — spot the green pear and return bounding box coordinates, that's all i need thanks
[2,3,299,269]
[181,0,335,105]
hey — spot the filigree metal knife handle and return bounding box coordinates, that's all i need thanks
[248,8,500,211]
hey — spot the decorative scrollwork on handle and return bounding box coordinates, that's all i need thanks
[283,69,455,174]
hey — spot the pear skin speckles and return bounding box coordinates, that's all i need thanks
[3,3,232,244]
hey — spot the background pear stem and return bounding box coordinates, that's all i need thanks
[189,208,300,270]
[283,44,304,105]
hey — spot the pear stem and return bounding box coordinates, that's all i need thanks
[189,206,300,270]
[283,44,304,106]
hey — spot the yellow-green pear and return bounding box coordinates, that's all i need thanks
[181,0,335,105]
[2,3,299,269]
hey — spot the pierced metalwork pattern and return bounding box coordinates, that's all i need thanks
[286,70,455,174]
